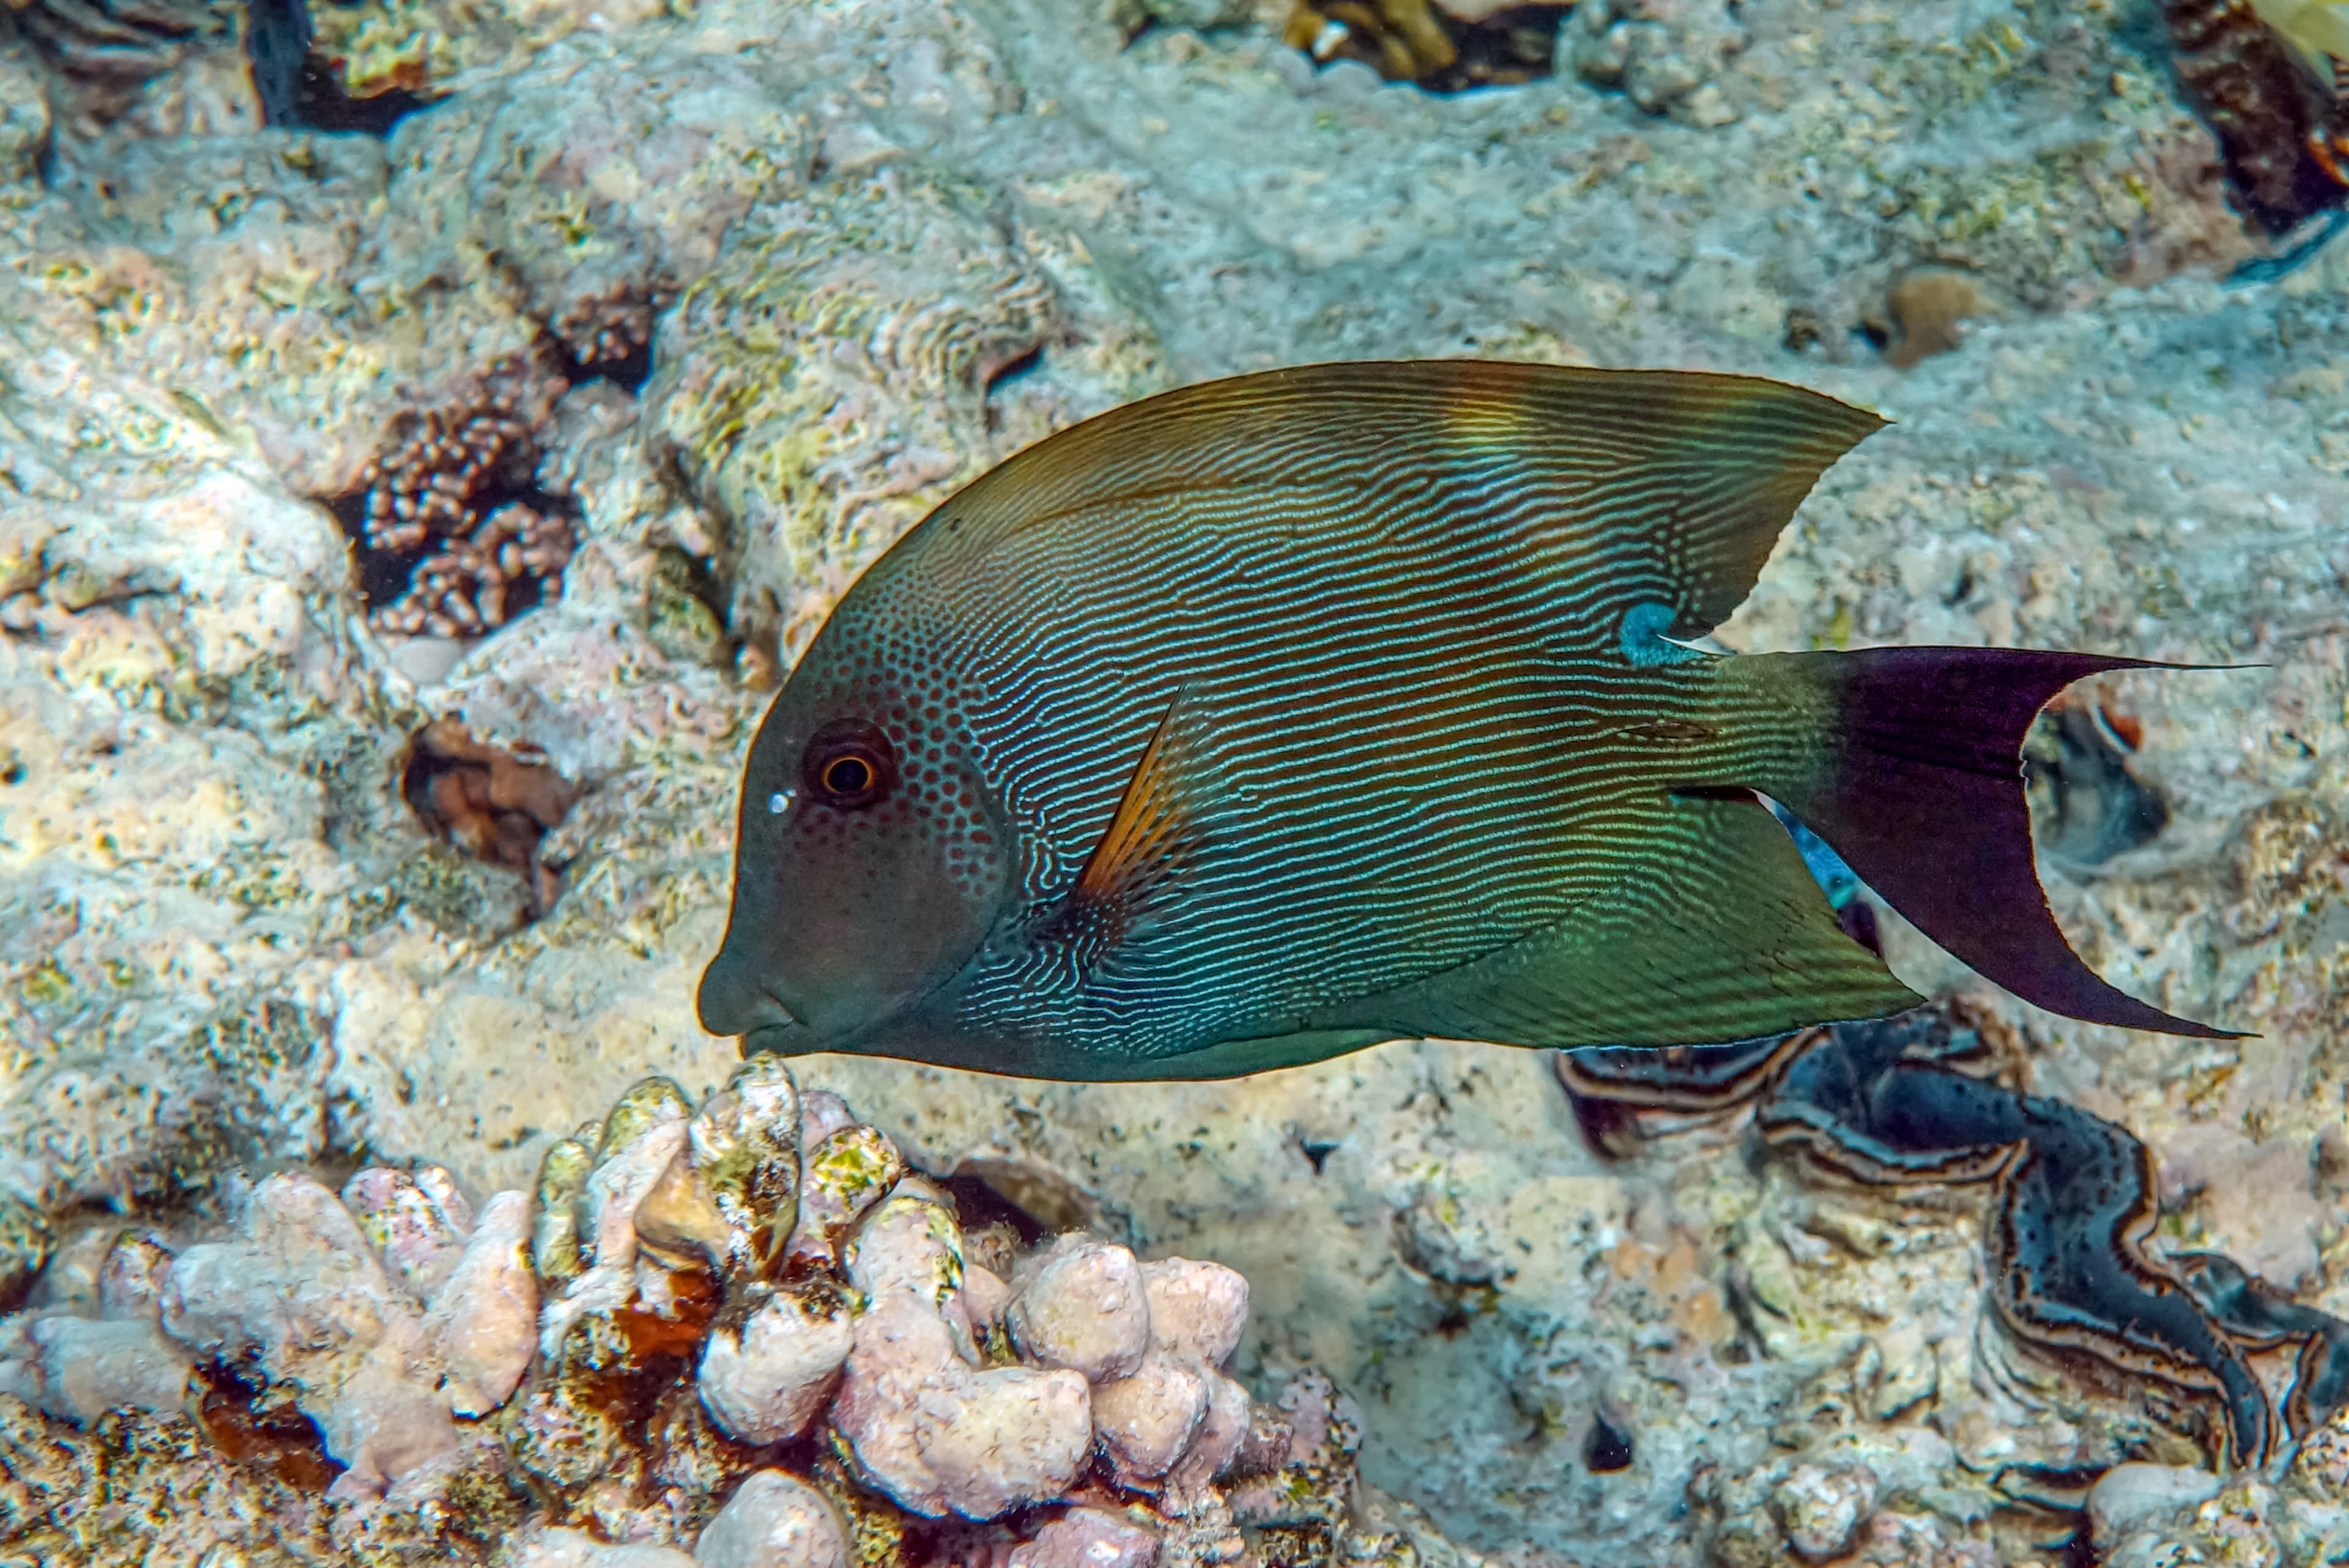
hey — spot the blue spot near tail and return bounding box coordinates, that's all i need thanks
[1618,602,1702,668]
[1766,801,1861,909]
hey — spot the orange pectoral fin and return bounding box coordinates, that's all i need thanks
[1072,690,1204,932]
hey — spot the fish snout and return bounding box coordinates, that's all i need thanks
[696,948,799,1040]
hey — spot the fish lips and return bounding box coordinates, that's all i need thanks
[739,1019,809,1058]
[696,943,954,1057]
[694,951,800,1041]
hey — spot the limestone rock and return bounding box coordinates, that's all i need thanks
[694,1469,852,1568]
[1008,1235,1151,1383]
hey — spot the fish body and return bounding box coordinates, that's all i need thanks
[698,362,2231,1080]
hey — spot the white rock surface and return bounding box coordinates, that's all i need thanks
[26,1315,191,1422]
[1008,1236,1151,1383]
[1090,1350,1209,1484]
[511,1525,703,1568]
[423,1189,538,1417]
[2088,1463,2226,1545]
[696,1287,855,1444]
[694,1470,851,1568]
[1138,1258,1248,1366]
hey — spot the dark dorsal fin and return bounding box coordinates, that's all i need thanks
[886,361,1885,640]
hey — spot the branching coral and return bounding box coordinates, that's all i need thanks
[338,377,578,642]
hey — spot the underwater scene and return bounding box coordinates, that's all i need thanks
[4,0,2349,1560]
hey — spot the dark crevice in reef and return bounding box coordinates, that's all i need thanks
[563,330,656,395]
[933,1170,1053,1249]
[248,0,433,135]
[401,720,581,921]
[2160,0,2349,235]
[1581,1411,1633,1473]
[288,56,430,135]
[2024,698,2169,868]
[193,1357,342,1493]
[981,344,1044,434]
[550,289,670,395]
[1282,0,1570,91]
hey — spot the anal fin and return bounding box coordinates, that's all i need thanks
[1326,793,1923,1049]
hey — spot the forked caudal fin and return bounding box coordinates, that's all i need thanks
[1738,646,2243,1039]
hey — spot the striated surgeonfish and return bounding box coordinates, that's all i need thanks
[697,361,2235,1080]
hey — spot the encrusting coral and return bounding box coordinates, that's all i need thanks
[0,1063,1451,1566]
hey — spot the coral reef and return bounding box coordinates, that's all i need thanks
[0,1067,1461,1564]
[338,375,578,642]
[1565,1005,2349,1476]
[5,0,2349,1559]
[1559,0,1742,125]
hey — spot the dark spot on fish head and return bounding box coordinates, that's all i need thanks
[699,615,1011,1046]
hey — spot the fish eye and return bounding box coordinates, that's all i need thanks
[801,720,896,811]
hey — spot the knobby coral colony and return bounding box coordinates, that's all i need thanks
[1558,1008,2349,1476]
[0,1061,1391,1566]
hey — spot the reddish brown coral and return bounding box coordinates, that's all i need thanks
[401,721,580,916]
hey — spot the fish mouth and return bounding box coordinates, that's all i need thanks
[695,951,802,1040]
[740,1017,809,1058]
